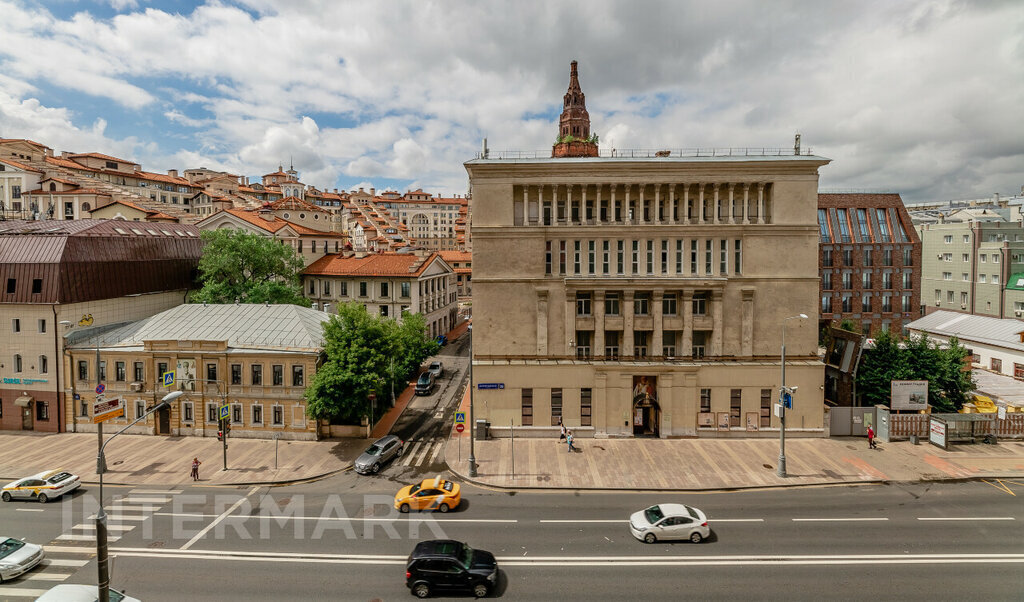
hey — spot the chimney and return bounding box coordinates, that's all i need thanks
[168,169,178,178]
[482,137,489,159]
[994,192,1001,204]
[358,187,364,194]
[311,301,318,310]
[61,151,70,159]
[322,303,330,313]
[370,187,375,197]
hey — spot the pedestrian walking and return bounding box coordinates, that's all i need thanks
[191,457,201,481]
[567,430,577,453]
[867,425,877,449]
[559,418,567,441]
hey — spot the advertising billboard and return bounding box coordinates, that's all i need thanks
[891,380,929,410]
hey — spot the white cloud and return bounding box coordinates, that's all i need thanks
[0,0,1019,200]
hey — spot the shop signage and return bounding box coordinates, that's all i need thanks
[93,397,124,423]
[2,377,50,385]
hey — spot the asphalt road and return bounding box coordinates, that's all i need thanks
[5,479,1021,600]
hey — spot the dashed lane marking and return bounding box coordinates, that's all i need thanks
[917,517,1015,521]
[792,518,889,522]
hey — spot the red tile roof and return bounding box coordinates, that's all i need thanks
[45,156,98,171]
[439,251,472,263]
[67,152,138,165]
[303,252,441,277]
[0,158,42,172]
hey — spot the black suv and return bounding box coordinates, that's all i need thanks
[406,539,498,598]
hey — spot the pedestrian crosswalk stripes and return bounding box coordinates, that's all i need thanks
[1,488,179,599]
[396,440,446,469]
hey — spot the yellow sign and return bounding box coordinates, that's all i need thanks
[78,314,94,327]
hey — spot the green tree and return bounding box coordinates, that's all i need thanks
[305,302,439,423]
[855,330,974,411]
[190,229,308,306]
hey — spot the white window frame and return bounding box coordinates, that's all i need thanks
[252,403,263,425]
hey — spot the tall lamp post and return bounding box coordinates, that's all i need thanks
[95,390,182,602]
[468,323,477,477]
[778,313,808,478]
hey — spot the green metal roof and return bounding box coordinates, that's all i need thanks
[1006,273,1024,291]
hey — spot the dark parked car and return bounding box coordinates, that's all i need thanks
[354,435,404,474]
[406,539,497,598]
[415,372,435,396]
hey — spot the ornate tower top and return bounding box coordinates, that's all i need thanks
[553,60,598,158]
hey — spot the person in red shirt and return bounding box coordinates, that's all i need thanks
[867,425,877,449]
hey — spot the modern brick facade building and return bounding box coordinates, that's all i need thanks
[817,193,921,336]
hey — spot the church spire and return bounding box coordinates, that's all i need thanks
[552,60,598,158]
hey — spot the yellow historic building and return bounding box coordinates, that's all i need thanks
[463,62,829,438]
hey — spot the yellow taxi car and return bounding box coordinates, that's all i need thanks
[394,475,461,513]
[2,470,81,503]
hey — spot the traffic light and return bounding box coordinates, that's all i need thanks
[224,421,231,435]
[217,430,223,441]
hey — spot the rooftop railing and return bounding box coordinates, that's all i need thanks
[474,147,816,160]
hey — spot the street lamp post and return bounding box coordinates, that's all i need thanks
[95,390,182,602]
[468,325,477,477]
[778,313,808,478]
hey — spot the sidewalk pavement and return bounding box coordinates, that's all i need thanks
[444,386,1024,490]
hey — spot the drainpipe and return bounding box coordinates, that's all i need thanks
[970,223,979,313]
[52,304,63,432]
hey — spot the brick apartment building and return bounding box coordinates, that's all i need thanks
[817,193,921,336]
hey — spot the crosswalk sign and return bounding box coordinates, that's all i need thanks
[220,404,230,420]
[162,371,175,388]
[455,412,466,424]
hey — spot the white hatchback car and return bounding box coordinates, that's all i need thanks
[629,503,710,544]
[2,469,81,503]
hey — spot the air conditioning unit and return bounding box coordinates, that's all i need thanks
[129,382,143,392]
[935,300,941,306]
[1016,310,1022,317]
[961,303,967,310]
[937,254,944,260]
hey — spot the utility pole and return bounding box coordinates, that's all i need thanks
[468,325,477,477]
[778,313,807,478]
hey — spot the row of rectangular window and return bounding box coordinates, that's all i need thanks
[309,280,413,299]
[939,273,1002,284]
[823,295,913,313]
[74,360,304,387]
[545,239,741,276]
[821,271,914,291]
[575,291,708,317]
[9,318,47,332]
[9,354,47,374]
[939,252,1001,263]
[822,247,913,267]
[572,330,709,359]
[4,278,43,295]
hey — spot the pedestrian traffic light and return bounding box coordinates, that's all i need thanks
[217,430,223,441]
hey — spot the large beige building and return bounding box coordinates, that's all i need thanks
[463,62,829,438]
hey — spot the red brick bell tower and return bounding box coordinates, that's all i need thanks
[552,60,599,158]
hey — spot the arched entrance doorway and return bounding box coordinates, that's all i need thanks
[631,375,660,437]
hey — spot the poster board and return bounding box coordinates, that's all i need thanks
[891,380,929,410]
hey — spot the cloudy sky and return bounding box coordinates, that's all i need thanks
[0,0,1021,202]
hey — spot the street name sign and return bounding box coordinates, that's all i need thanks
[477,383,504,390]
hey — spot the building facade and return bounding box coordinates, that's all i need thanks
[63,304,326,440]
[464,62,828,439]
[302,252,458,338]
[918,220,1024,320]
[817,193,921,336]
[0,220,201,432]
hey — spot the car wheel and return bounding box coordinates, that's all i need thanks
[472,582,489,598]
[690,532,703,544]
[396,447,403,457]
[37,493,49,504]
[412,582,430,598]
[438,503,449,513]
[372,463,380,474]
[644,532,656,544]
[1,492,10,502]
[400,503,410,514]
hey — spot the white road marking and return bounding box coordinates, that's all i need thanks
[105,515,151,522]
[70,523,136,531]
[41,558,90,567]
[410,442,434,466]
[917,517,1016,521]
[401,442,423,466]
[43,545,96,554]
[129,489,182,495]
[0,587,49,597]
[153,511,516,523]
[709,519,766,523]
[539,519,627,523]
[119,496,171,504]
[14,508,45,512]
[428,441,445,464]
[18,572,72,582]
[56,533,120,542]
[792,518,889,522]
[105,547,1024,567]
[180,486,258,550]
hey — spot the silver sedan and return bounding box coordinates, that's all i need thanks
[354,435,404,474]
[0,537,44,582]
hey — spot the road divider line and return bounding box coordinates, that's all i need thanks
[917,517,1016,521]
[42,558,90,567]
[180,486,258,550]
[15,508,46,512]
[539,519,626,523]
[708,519,766,522]
[792,518,889,522]
[152,511,516,523]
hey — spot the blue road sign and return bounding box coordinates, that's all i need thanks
[455,412,466,424]
[477,383,505,390]
[162,371,175,388]
[783,392,793,409]
[95,383,105,395]
[219,404,230,420]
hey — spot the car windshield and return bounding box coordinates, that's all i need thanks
[644,505,664,524]
[685,506,700,520]
[408,483,422,495]
[418,374,431,384]
[364,444,382,456]
[0,538,25,560]
[430,363,440,369]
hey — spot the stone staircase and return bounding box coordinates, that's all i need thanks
[22,156,196,223]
